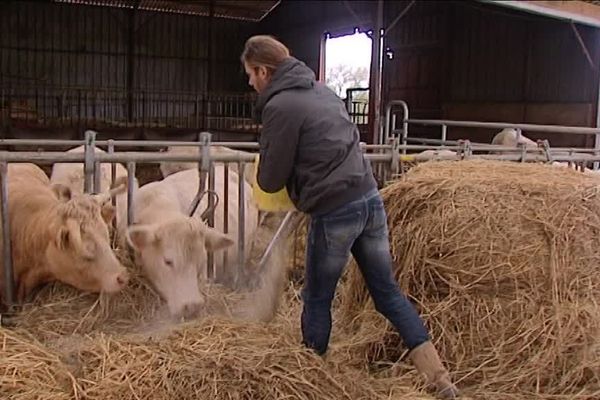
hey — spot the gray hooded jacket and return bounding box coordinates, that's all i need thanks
[254,57,377,216]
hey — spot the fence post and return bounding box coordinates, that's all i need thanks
[84,130,96,194]
[127,162,136,226]
[187,131,212,217]
[0,161,15,308]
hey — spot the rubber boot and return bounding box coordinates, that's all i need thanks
[408,341,460,399]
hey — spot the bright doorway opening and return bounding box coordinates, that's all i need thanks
[324,30,372,127]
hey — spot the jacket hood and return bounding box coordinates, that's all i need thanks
[253,57,316,121]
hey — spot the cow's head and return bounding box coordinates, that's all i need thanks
[125,216,234,320]
[45,183,130,294]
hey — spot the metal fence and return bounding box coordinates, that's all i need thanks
[345,87,369,126]
[0,85,260,134]
[382,100,600,168]
[4,104,600,308]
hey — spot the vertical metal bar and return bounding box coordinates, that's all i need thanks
[236,161,245,288]
[384,102,392,146]
[187,132,211,216]
[107,140,117,232]
[206,162,215,282]
[108,139,117,208]
[441,124,448,146]
[402,103,409,150]
[368,0,384,145]
[0,162,15,307]
[222,163,229,277]
[127,162,136,226]
[594,63,600,170]
[84,130,96,194]
[93,161,102,195]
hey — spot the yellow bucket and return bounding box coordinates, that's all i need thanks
[252,155,297,212]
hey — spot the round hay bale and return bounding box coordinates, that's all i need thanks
[341,160,600,398]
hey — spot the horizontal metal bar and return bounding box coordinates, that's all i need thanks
[95,140,261,149]
[0,151,389,164]
[0,150,599,164]
[405,137,490,147]
[0,139,87,147]
[407,118,600,135]
[0,139,261,149]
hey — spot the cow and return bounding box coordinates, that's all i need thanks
[415,149,457,161]
[50,145,139,246]
[124,165,260,320]
[491,128,538,149]
[489,128,600,174]
[0,163,129,305]
[159,145,256,185]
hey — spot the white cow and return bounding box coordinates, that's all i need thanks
[415,149,457,161]
[491,128,538,148]
[159,145,256,185]
[125,166,259,319]
[51,145,139,246]
[490,128,600,175]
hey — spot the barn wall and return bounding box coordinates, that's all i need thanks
[382,0,600,147]
[0,0,257,139]
[0,1,253,91]
[382,1,447,121]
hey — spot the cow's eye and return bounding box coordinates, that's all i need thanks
[164,258,174,268]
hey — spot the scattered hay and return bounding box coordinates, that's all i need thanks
[1,283,429,400]
[0,328,79,400]
[70,319,426,400]
[11,157,600,399]
[342,160,600,399]
[0,208,431,400]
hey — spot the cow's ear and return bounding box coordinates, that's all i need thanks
[126,225,157,251]
[101,203,116,224]
[57,226,70,250]
[203,227,234,251]
[51,184,72,202]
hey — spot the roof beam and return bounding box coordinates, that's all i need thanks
[485,0,600,28]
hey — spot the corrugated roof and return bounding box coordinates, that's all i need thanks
[53,0,280,21]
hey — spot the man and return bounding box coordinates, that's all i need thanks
[242,34,459,399]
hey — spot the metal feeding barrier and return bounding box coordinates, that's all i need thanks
[3,99,600,317]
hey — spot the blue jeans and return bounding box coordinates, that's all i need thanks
[301,188,430,355]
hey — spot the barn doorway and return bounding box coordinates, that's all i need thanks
[322,30,372,137]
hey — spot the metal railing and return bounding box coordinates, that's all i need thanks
[0,85,260,134]
[4,124,600,309]
[382,99,600,169]
[345,88,369,126]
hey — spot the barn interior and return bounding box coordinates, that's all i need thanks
[3,0,600,148]
[1,2,600,400]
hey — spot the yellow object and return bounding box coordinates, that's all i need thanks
[252,154,296,212]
